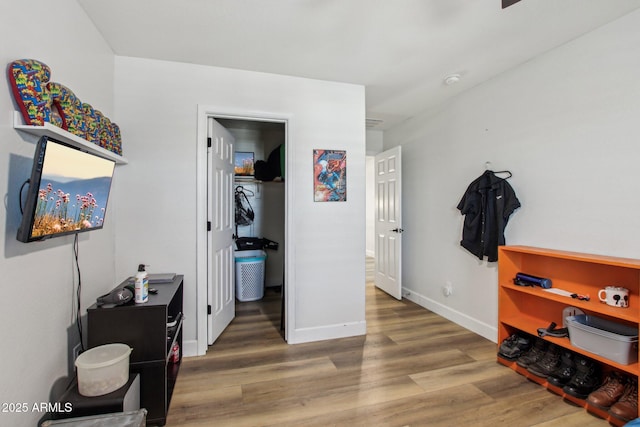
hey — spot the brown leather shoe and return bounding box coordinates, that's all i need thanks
[587,372,626,409]
[609,378,638,422]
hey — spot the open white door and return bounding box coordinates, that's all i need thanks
[374,146,403,299]
[207,118,236,344]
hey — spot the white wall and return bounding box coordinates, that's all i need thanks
[366,129,383,155]
[365,156,375,257]
[113,57,366,349]
[0,1,117,426]
[365,130,383,257]
[384,10,640,342]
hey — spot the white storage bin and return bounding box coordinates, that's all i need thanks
[75,343,132,397]
[566,314,638,365]
[235,250,266,302]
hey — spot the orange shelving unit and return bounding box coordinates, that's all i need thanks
[497,245,640,425]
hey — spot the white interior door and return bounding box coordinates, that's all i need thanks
[374,146,403,299]
[207,118,236,344]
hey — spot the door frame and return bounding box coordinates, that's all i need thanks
[195,104,293,356]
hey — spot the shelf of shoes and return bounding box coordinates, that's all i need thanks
[497,246,640,426]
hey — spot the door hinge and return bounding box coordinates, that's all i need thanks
[207,305,212,315]
[207,137,212,148]
[207,221,211,231]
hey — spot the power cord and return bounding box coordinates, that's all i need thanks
[73,234,85,352]
[18,179,30,215]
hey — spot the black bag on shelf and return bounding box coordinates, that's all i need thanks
[235,237,263,250]
[235,237,279,251]
[254,144,284,181]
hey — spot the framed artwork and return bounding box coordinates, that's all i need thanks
[234,151,255,176]
[313,149,347,202]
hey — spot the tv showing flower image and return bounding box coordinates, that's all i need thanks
[17,136,115,242]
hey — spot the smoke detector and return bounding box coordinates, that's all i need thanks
[444,74,461,86]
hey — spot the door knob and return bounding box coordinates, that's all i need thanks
[391,228,404,233]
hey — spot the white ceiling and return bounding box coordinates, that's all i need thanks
[77,0,640,130]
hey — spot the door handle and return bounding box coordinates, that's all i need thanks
[391,228,404,233]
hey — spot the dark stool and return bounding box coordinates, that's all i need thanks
[51,374,140,420]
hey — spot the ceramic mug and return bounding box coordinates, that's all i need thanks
[598,286,629,308]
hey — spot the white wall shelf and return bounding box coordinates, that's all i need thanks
[12,111,128,164]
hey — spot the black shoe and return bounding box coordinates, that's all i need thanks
[516,337,547,368]
[498,333,532,360]
[563,356,601,399]
[547,350,576,387]
[528,343,561,378]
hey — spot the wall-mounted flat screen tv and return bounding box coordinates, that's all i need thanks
[17,136,116,242]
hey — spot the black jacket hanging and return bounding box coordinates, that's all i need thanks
[457,170,520,262]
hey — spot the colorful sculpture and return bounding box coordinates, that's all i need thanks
[8,59,122,155]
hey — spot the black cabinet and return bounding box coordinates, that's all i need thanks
[87,275,183,426]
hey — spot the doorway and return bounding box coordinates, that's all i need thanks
[195,106,290,356]
[217,117,286,336]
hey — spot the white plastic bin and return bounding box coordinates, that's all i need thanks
[566,314,638,365]
[235,250,266,302]
[75,343,132,397]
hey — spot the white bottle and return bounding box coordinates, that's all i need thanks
[134,264,149,303]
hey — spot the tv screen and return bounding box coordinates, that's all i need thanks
[17,136,116,242]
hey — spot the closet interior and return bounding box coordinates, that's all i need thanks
[216,118,285,327]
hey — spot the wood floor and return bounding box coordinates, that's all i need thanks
[166,261,607,427]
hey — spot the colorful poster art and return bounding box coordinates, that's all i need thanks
[313,149,347,202]
[234,151,255,176]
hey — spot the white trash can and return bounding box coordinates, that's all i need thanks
[234,250,266,302]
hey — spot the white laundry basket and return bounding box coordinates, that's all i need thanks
[234,250,266,301]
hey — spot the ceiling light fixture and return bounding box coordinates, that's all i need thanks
[444,74,461,86]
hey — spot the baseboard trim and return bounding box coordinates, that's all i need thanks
[287,320,367,344]
[403,288,497,343]
[182,339,199,357]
